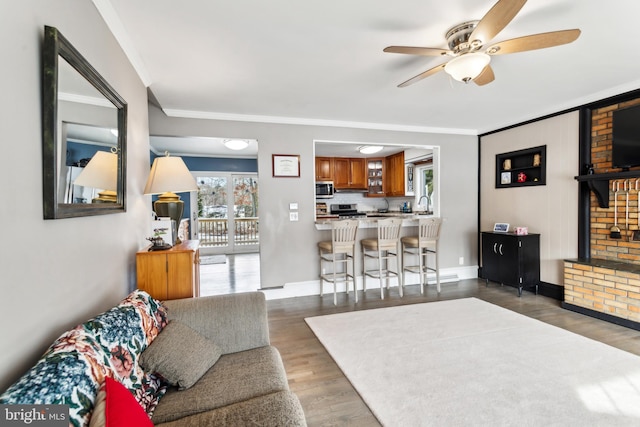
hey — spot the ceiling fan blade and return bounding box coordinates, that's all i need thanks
[398,63,447,87]
[486,29,581,55]
[384,46,450,56]
[473,65,495,86]
[470,0,527,45]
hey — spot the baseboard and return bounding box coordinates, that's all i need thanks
[260,266,478,300]
[476,270,564,301]
[562,302,640,332]
[537,281,564,301]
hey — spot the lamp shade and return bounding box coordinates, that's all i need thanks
[74,151,117,191]
[143,155,198,195]
[444,53,491,83]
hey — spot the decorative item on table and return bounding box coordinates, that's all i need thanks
[503,159,511,170]
[144,152,198,245]
[73,149,118,203]
[515,227,528,236]
[146,223,173,251]
[493,223,509,233]
[517,172,527,183]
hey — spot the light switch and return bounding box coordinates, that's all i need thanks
[289,203,298,210]
[290,212,299,221]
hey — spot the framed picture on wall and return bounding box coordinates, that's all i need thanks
[272,154,300,177]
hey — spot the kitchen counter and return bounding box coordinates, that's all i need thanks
[315,212,434,230]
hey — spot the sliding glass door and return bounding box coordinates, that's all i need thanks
[191,173,259,255]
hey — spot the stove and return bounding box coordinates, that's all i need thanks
[329,204,366,218]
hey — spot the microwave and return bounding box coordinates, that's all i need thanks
[315,181,334,198]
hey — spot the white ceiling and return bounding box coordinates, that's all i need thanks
[97,0,640,156]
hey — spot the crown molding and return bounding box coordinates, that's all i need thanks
[162,108,477,135]
[91,0,152,87]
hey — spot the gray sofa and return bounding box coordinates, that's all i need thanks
[151,292,307,426]
[0,290,306,427]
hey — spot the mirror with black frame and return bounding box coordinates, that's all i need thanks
[42,25,127,219]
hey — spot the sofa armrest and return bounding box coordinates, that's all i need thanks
[162,292,269,354]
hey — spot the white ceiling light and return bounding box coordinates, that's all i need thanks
[444,53,490,83]
[359,145,383,154]
[224,139,249,150]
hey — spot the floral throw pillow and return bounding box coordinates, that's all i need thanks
[0,290,168,427]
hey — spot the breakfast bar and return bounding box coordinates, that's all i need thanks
[315,213,429,230]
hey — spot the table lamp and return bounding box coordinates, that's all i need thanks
[73,150,118,203]
[143,152,198,244]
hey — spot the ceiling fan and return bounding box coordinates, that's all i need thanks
[384,0,580,87]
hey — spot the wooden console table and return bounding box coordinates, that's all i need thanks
[136,240,200,300]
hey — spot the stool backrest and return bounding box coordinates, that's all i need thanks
[331,219,359,253]
[419,217,442,245]
[376,217,403,250]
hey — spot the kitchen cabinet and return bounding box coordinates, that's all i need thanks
[334,158,366,189]
[481,232,540,296]
[366,158,385,197]
[136,240,200,300]
[315,157,334,181]
[496,145,546,188]
[385,151,405,196]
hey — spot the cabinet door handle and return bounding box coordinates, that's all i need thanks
[499,244,503,255]
[493,243,498,254]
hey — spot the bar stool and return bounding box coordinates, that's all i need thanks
[361,217,403,299]
[401,217,442,293]
[318,219,360,305]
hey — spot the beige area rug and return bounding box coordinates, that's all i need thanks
[305,298,640,426]
[199,255,226,265]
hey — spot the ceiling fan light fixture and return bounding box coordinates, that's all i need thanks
[223,139,249,150]
[444,52,491,83]
[359,145,383,154]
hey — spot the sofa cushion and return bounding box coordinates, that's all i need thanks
[89,377,153,427]
[155,390,307,427]
[140,320,222,390]
[0,290,168,427]
[151,346,290,424]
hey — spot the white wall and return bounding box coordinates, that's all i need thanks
[148,106,479,289]
[0,1,151,391]
[479,112,580,285]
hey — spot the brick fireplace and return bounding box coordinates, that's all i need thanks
[563,97,640,328]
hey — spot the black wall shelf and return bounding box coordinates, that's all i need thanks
[496,145,546,188]
[574,170,640,208]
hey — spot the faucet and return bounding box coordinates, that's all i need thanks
[418,195,429,208]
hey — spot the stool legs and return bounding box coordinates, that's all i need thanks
[319,250,357,305]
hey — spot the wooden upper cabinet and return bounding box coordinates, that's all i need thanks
[385,151,405,196]
[366,158,385,197]
[349,158,367,189]
[334,158,366,189]
[315,157,334,181]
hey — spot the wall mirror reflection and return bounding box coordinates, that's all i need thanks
[42,25,127,219]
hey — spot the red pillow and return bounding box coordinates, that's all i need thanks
[90,377,153,427]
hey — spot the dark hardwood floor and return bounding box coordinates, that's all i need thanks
[199,256,640,426]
